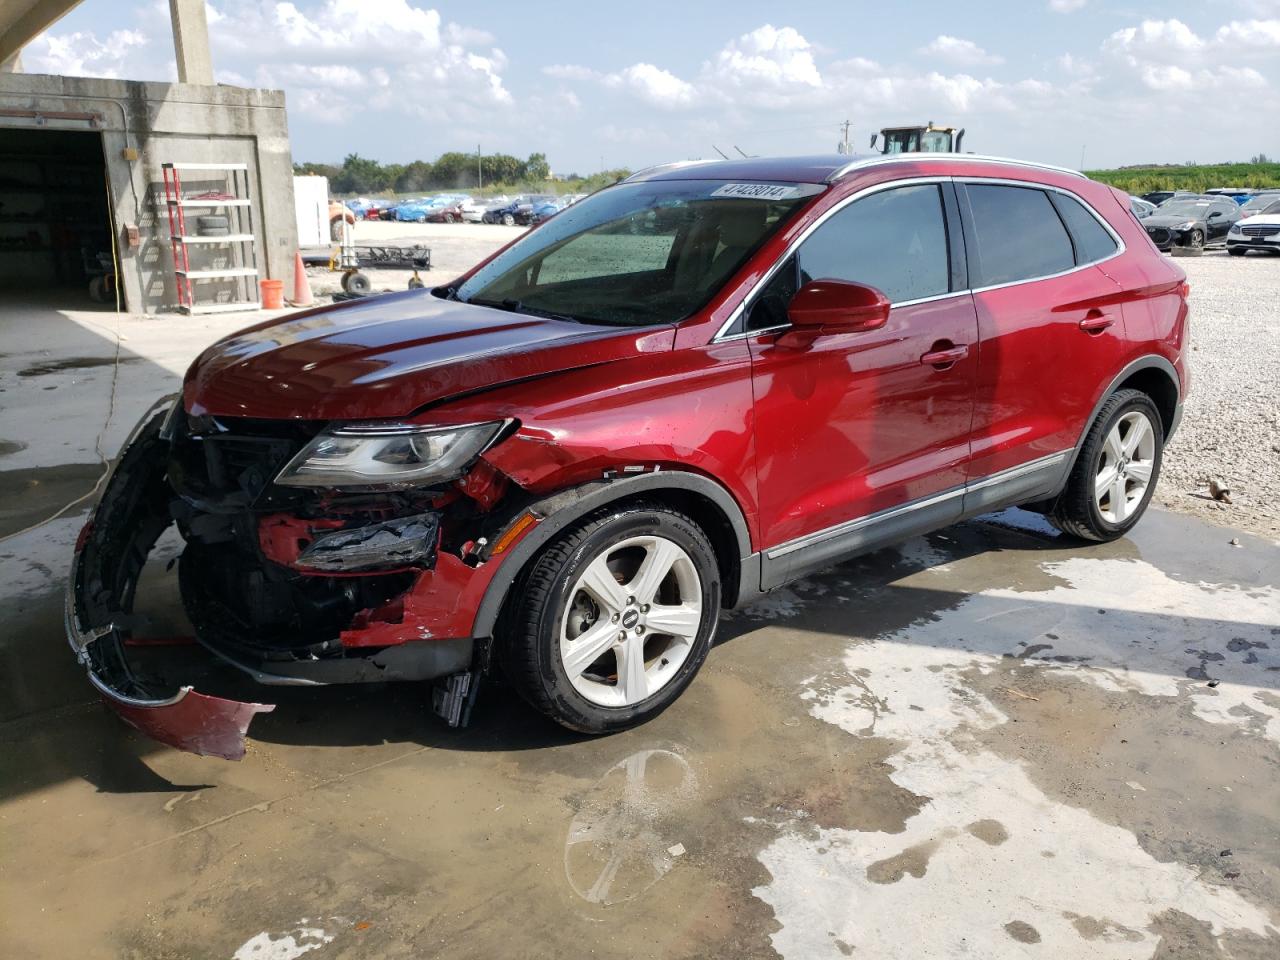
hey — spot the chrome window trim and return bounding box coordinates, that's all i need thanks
[713,175,1126,342]
[827,153,1086,183]
[764,450,1072,560]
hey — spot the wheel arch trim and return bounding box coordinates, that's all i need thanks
[1064,354,1181,485]
[471,471,755,638]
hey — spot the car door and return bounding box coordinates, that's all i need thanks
[957,181,1126,508]
[1208,200,1238,241]
[742,181,979,587]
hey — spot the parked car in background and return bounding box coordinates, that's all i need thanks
[1227,201,1280,256]
[425,198,475,223]
[69,153,1189,757]
[1129,196,1156,219]
[529,198,566,224]
[363,201,391,221]
[1141,195,1240,250]
[1141,190,1197,207]
[396,197,450,222]
[464,196,509,223]
[1205,188,1255,205]
[1238,191,1280,217]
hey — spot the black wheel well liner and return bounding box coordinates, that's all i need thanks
[1113,364,1179,439]
[473,472,756,641]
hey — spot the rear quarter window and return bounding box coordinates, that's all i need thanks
[965,184,1075,287]
[1050,193,1119,265]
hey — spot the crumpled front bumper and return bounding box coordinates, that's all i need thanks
[65,395,274,761]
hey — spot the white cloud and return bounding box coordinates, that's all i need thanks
[708,24,822,89]
[1048,0,1088,12]
[610,63,696,107]
[919,35,1004,66]
[23,29,152,79]
[1214,18,1280,49]
[1105,19,1205,61]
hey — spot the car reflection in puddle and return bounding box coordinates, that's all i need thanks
[564,748,698,906]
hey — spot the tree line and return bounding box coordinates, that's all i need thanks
[293,151,629,195]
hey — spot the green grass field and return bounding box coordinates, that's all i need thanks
[1084,162,1280,195]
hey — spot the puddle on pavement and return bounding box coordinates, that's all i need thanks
[16,356,139,378]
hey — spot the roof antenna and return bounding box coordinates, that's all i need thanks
[712,145,731,160]
[733,145,751,158]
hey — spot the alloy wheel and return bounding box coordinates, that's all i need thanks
[559,535,703,707]
[1094,411,1157,524]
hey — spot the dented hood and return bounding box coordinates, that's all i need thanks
[184,290,674,421]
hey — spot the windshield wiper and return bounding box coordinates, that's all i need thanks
[468,297,583,324]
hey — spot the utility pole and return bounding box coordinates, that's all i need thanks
[839,120,853,155]
[477,144,483,189]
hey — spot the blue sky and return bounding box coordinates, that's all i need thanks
[22,0,1280,174]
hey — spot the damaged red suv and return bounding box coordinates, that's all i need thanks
[68,155,1189,759]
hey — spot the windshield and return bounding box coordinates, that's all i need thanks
[1242,196,1280,214]
[1158,200,1212,218]
[454,179,821,326]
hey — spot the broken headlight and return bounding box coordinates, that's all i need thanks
[275,420,506,490]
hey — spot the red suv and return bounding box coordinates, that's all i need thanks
[68,155,1189,759]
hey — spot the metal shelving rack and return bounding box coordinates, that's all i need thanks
[162,162,260,314]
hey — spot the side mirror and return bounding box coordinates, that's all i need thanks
[785,280,891,338]
[1208,211,1222,219]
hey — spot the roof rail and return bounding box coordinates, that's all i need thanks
[827,153,1086,183]
[624,159,720,182]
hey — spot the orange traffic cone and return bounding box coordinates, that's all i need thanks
[291,250,313,307]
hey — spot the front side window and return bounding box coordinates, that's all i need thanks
[797,184,951,304]
[965,184,1074,286]
[454,179,821,327]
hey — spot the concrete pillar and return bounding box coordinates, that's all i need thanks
[1,51,22,73]
[168,0,213,85]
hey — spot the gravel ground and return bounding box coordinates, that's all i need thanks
[304,229,1279,540]
[1156,251,1280,540]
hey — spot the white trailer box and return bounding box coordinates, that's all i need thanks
[293,175,329,247]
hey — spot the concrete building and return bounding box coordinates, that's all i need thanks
[0,1,297,314]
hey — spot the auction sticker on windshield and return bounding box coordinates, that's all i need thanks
[711,183,803,201]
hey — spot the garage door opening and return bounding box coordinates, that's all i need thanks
[0,128,120,310]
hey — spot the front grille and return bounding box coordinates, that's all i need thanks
[1241,225,1279,238]
[169,415,319,507]
[1147,227,1171,245]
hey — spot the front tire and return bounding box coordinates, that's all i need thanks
[1051,389,1163,542]
[505,505,720,733]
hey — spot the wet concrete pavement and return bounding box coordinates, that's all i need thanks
[2,298,1279,959]
[3,500,1277,959]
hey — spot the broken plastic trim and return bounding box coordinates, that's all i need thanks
[66,394,275,761]
[295,512,440,572]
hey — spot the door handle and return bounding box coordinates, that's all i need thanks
[920,344,969,369]
[1079,309,1115,334]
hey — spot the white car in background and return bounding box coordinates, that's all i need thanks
[1129,196,1156,219]
[1227,196,1280,256]
[463,195,511,223]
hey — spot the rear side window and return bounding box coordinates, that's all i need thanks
[1051,193,1119,264]
[797,184,951,303]
[965,184,1074,286]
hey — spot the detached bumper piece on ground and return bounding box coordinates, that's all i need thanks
[66,397,482,760]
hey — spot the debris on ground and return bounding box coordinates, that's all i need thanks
[1209,479,1233,504]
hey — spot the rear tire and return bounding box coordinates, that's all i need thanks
[504,504,720,734]
[1051,389,1163,542]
